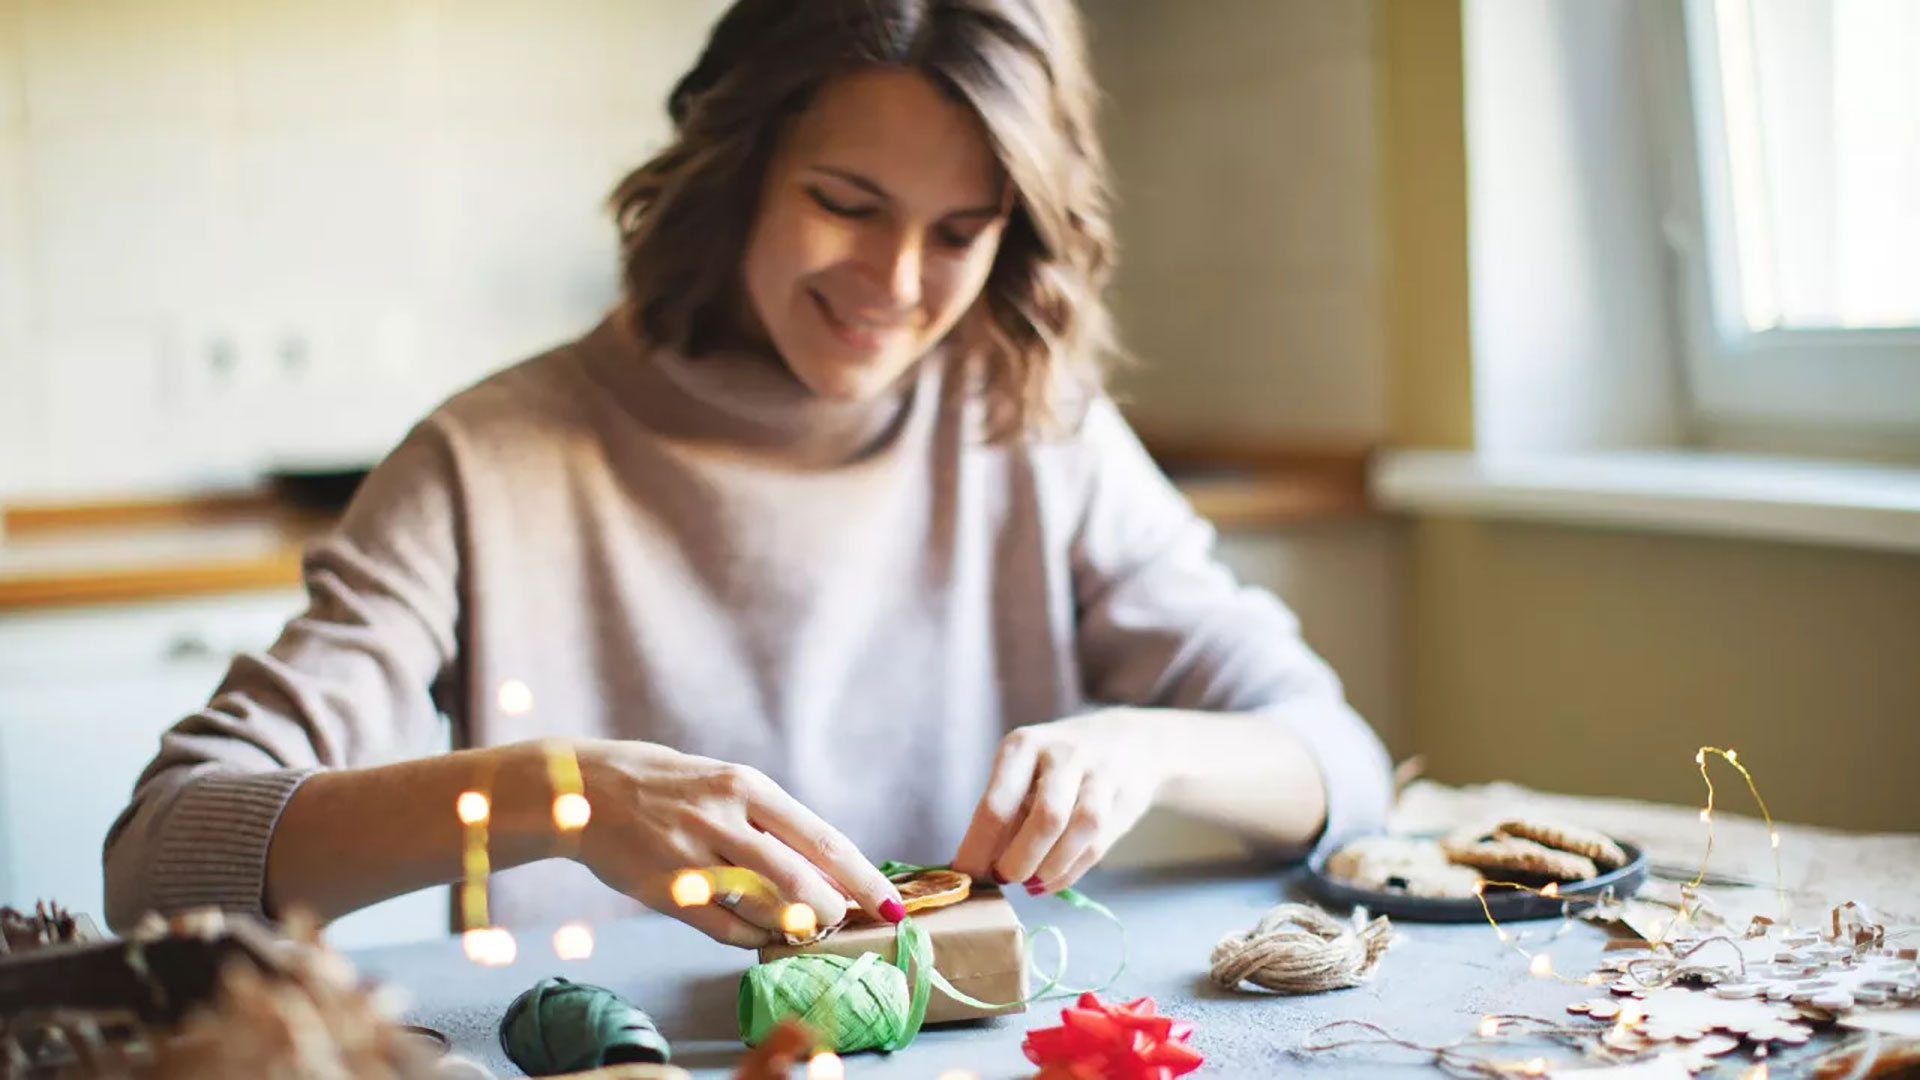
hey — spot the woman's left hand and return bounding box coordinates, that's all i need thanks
[949,709,1166,895]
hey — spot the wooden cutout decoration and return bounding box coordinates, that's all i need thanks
[1597,1030,1738,1074]
[1599,913,1920,1015]
[1548,1054,1694,1079]
[1569,987,1813,1046]
[1662,925,1920,1013]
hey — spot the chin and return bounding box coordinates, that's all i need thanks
[785,343,919,403]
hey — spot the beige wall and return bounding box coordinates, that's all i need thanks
[1088,0,1403,745]
[1411,517,1920,832]
[1090,0,1388,445]
[1085,2,1409,862]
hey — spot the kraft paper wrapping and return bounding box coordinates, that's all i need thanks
[757,886,1029,1024]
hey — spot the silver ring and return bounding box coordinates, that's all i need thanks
[716,888,745,911]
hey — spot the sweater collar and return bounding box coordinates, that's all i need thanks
[578,305,933,466]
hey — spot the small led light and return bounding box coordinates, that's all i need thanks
[462,927,517,966]
[1695,749,1706,765]
[456,791,490,825]
[1770,831,1782,849]
[552,922,594,961]
[1529,953,1553,977]
[1618,1003,1645,1027]
[1725,748,1738,764]
[552,793,592,831]
[781,903,818,938]
[1541,882,1561,899]
[806,1051,846,1080]
[497,679,534,716]
[671,870,712,908]
[1477,1016,1501,1038]
[1700,808,1712,823]
[1522,1057,1548,1076]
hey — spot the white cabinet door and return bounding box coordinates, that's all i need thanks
[0,673,230,913]
[0,591,447,949]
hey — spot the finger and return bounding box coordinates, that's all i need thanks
[1047,842,1104,894]
[1031,776,1112,890]
[952,732,1041,881]
[993,753,1081,886]
[741,775,905,922]
[720,828,851,928]
[669,894,777,949]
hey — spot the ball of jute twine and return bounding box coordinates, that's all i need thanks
[1209,903,1395,994]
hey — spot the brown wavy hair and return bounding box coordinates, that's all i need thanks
[609,0,1116,439]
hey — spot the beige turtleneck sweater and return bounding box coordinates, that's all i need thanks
[101,311,1391,932]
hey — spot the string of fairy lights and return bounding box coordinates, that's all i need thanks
[455,680,1793,1079]
[455,679,876,1079]
[1451,746,1793,1079]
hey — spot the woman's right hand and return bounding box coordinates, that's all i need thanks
[572,740,906,947]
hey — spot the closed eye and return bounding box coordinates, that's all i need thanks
[935,225,986,250]
[807,186,878,220]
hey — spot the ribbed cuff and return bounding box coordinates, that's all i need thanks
[1268,702,1394,862]
[147,769,317,919]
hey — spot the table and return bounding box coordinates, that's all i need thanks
[354,859,1844,1078]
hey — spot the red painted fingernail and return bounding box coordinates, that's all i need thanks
[1026,882,1045,896]
[880,898,906,923]
[1024,876,1041,888]
[991,871,1009,885]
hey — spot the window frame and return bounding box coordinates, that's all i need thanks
[1656,0,1920,437]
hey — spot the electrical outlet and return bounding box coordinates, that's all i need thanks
[160,316,280,408]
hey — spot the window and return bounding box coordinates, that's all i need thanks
[1669,0,1920,436]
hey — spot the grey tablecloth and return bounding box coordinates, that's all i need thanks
[354,861,1833,1077]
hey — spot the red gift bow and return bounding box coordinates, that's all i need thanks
[1022,993,1203,1080]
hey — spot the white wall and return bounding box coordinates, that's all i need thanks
[1463,0,1685,455]
[0,0,727,499]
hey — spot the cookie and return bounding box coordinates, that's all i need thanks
[1326,836,1485,898]
[1441,835,1598,883]
[843,868,972,927]
[1495,818,1629,870]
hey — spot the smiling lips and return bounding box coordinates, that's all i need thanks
[809,288,910,353]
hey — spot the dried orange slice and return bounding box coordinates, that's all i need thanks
[845,868,973,926]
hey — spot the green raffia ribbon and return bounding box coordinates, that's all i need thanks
[500,976,672,1076]
[736,860,1126,1053]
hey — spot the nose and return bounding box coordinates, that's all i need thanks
[858,225,922,314]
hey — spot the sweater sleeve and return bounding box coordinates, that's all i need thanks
[101,421,466,930]
[1066,400,1391,858]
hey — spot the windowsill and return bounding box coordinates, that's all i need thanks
[1372,449,1920,555]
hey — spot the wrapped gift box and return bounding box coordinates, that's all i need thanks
[757,885,1028,1023]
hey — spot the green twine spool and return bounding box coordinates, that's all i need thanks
[738,951,915,1054]
[736,861,1128,1055]
[500,976,672,1076]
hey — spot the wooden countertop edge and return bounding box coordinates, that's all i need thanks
[0,548,310,612]
[0,442,1374,611]
[1,490,291,535]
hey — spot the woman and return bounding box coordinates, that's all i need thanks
[104,0,1391,948]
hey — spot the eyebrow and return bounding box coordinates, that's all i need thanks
[807,165,1005,220]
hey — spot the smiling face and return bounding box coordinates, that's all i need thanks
[740,67,1010,402]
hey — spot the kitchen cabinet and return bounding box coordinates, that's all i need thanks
[0,589,447,949]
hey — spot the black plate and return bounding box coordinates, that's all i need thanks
[1305,837,1648,922]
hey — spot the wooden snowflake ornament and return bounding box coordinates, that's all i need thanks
[1664,923,1920,1012]
[1569,987,1813,1047]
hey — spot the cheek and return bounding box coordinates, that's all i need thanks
[748,206,854,302]
[928,246,1000,322]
